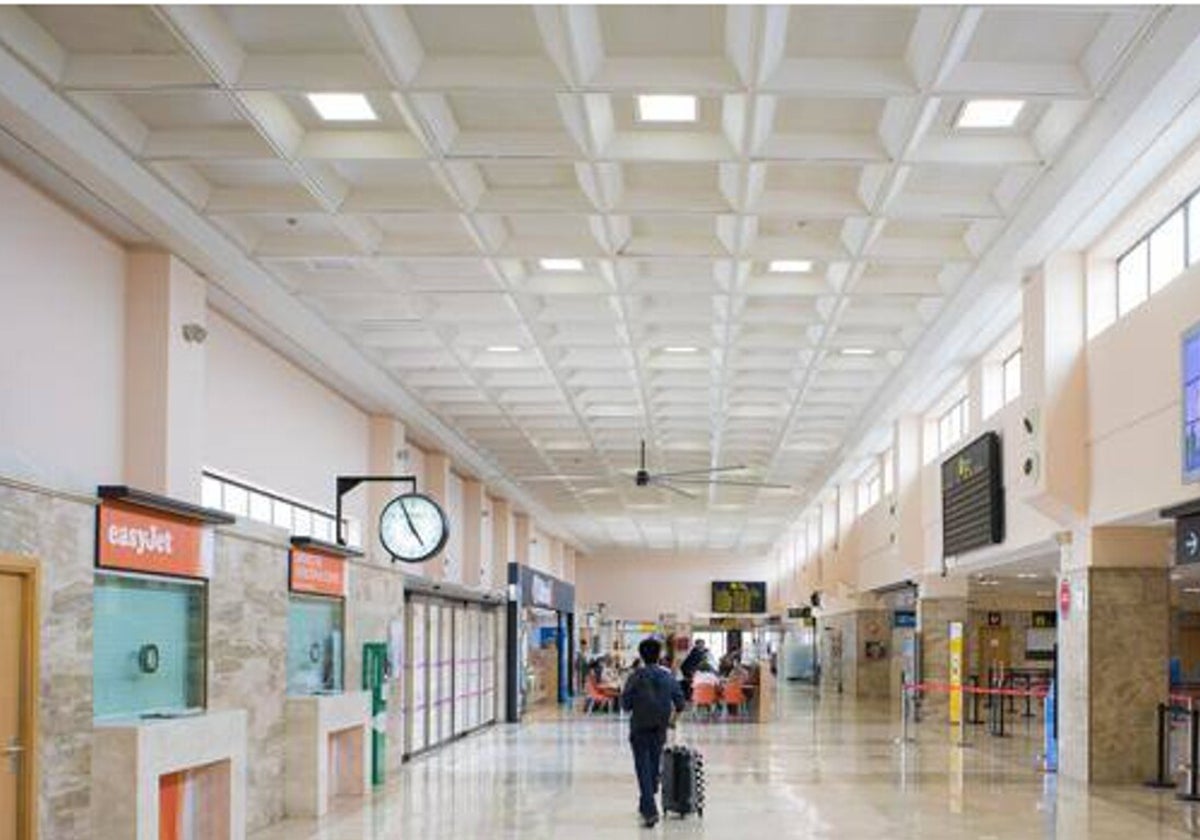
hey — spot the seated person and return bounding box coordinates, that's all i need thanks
[693,663,720,687]
[718,648,741,678]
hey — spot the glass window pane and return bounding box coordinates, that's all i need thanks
[294,508,312,537]
[1190,196,1200,266]
[1118,240,1149,316]
[201,476,223,511]
[287,595,345,695]
[1003,351,1022,405]
[312,517,332,543]
[224,484,248,517]
[93,574,206,718]
[274,500,293,530]
[249,492,272,524]
[1150,210,1186,293]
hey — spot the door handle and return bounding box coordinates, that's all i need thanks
[3,740,21,774]
[1,745,23,754]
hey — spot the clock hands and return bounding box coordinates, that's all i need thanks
[399,501,425,548]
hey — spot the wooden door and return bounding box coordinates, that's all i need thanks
[977,627,1012,675]
[1,572,26,840]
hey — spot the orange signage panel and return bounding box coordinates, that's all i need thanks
[97,502,213,579]
[290,550,347,598]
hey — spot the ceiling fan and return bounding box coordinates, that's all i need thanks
[517,440,792,499]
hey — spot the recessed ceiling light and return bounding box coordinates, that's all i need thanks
[486,345,521,353]
[663,346,700,354]
[637,94,697,123]
[840,348,876,357]
[1017,572,1040,579]
[1185,587,1200,594]
[306,92,378,122]
[539,258,583,272]
[769,259,814,273]
[956,99,1025,129]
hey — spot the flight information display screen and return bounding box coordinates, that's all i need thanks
[711,581,767,614]
[1184,322,1200,483]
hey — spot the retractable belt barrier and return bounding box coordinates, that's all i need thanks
[900,681,1049,745]
[1147,695,1200,797]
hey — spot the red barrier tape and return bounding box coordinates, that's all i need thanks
[904,681,1048,700]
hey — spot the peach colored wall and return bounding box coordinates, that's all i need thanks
[576,552,772,621]
[0,165,125,490]
[203,310,369,511]
[1089,265,1200,523]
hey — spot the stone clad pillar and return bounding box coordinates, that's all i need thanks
[422,451,451,582]
[917,574,969,721]
[1057,527,1170,783]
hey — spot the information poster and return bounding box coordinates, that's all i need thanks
[948,621,964,725]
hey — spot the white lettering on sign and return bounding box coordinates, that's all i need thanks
[531,574,554,608]
[106,523,175,556]
[295,564,339,585]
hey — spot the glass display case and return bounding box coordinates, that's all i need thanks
[93,572,207,719]
[287,594,345,695]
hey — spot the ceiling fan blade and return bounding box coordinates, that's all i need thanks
[651,464,747,479]
[654,482,697,500]
[667,479,793,489]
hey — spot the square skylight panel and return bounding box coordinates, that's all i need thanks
[307,93,378,122]
[539,258,584,271]
[956,99,1024,129]
[637,95,698,123]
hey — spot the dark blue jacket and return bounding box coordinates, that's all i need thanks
[620,664,685,732]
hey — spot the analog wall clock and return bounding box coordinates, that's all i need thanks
[379,492,450,564]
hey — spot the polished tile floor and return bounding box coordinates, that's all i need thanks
[253,687,1200,839]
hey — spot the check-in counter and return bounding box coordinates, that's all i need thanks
[284,691,372,818]
[92,709,248,840]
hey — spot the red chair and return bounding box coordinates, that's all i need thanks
[584,676,615,714]
[724,679,749,717]
[691,681,719,721]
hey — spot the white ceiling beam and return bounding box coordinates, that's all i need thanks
[140,128,272,161]
[61,54,211,91]
[0,7,66,84]
[763,59,915,97]
[296,130,425,161]
[939,61,1091,99]
[238,53,389,90]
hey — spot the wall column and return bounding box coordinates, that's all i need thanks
[917,573,969,721]
[123,250,207,502]
[422,451,451,581]
[461,478,484,590]
[1057,527,1170,784]
[366,415,407,566]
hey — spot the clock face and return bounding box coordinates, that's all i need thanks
[379,493,449,564]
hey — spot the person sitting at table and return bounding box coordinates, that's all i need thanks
[693,662,720,689]
[718,648,741,678]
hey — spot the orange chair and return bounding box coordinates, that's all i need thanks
[723,679,749,717]
[691,681,720,721]
[584,676,615,714]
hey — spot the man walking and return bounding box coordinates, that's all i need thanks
[678,638,709,700]
[620,637,685,827]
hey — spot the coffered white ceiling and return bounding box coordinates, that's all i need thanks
[0,4,1193,555]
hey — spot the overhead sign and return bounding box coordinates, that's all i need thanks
[509,563,575,614]
[1178,514,1200,565]
[1031,610,1057,629]
[941,432,1005,557]
[531,573,554,609]
[711,581,767,614]
[290,549,348,598]
[97,502,213,579]
[892,610,917,629]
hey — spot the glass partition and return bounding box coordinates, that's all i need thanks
[93,572,207,719]
[287,594,345,695]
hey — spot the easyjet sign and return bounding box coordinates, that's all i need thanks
[97,503,213,579]
[290,549,347,598]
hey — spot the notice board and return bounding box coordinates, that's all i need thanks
[941,431,1005,557]
[711,581,767,614]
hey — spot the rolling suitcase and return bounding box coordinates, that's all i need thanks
[661,733,705,818]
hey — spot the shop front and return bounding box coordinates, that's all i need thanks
[506,564,575,722]
[402,579,504,760]
[89,486,249,840]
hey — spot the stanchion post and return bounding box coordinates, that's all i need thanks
[1178,708,1200,801]
[957,683,969,748]
[968,676,982,725]
[1146,702,1176,789]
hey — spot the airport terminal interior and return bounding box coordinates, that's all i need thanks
[6,3,1200,838]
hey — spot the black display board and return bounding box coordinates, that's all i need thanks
[712,581,767,614]
[941,431,1005,557]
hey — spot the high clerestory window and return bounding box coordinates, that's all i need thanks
[938,396,969,456]
[1002,349,1022,407]
[1113,192,1199,320]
